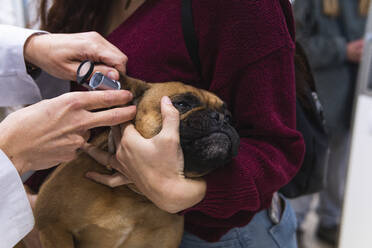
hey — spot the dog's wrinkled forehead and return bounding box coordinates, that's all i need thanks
[133,82,226,138]
[171,90,225,113]
[149,82,222,105]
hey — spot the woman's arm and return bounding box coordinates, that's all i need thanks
[85,0,305,218]
[180,0,305,223]
[0,90,135,175]
[0,90,135,247]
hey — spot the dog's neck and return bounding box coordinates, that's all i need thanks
[108,130,144,196]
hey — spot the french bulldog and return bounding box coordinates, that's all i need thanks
[32,76,240,248]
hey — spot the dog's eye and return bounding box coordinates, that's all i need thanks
[173,101,192,113]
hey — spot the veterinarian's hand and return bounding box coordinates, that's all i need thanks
[0,90,136,175]
[24,32,127,81]
[84,137,133,188]
[85,96,206,213]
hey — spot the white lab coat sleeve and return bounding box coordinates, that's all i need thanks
[0,149,34,248]
[0,24,46,106]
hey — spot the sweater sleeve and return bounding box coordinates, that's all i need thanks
[183,0,305,224]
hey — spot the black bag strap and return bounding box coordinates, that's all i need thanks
[181,0,202,77]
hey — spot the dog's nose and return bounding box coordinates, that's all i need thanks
[209,111,220,121]
[209,111,228,124]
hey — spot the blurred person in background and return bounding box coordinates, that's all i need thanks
[292,0,369,246]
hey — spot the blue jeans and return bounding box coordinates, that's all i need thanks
[179,196,298,248]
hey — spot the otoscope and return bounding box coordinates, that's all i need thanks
[76,60,121,90]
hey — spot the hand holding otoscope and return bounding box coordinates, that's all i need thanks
[24,32,127,82]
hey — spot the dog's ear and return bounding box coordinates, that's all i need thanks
[119,75,151,99]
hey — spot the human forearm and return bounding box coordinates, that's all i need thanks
[141,175,206,214]
[0,124,27,175]
[0,90,135,175]
[184,45,304,216]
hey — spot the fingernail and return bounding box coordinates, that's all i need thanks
[107,70,117,80]
[162,96,172,105]
[82,143,91,151]
[86,172,96,179]
[127,91,133,99]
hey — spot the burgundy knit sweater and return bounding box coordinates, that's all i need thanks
[107,0,304,242]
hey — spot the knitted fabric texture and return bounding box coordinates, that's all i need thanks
[107,0,305,242]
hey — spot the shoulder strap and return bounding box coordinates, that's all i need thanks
[278,0,296,42]
[181,0,202,77]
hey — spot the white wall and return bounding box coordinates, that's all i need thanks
[339,5,372,248]
[0,0,25,26]
[0,0,39,27]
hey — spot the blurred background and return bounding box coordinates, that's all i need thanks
[1,1,372,248]
[0,0,38,121]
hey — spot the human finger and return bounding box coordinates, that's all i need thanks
[24,186,38,210]
[82,143,116,169]
[83,32,128,75]
[121,123,145,146]
[95,39,128,75]
[158,96,180,141]
[356,45,364,54]
[85,172,131,187]
[95,50,127,76]
[76,90,133,111]
[86,105,136,129]
[66,61,121,82]
[57,61,81,81]
[93,65,120,81]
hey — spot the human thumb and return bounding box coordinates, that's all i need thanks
[159,96,180,139]
[93,65,120,81]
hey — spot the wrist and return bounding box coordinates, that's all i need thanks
[0,124,28,175]
[150,176,206,213]
[24,33,47,69]
[0,147,29,175]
